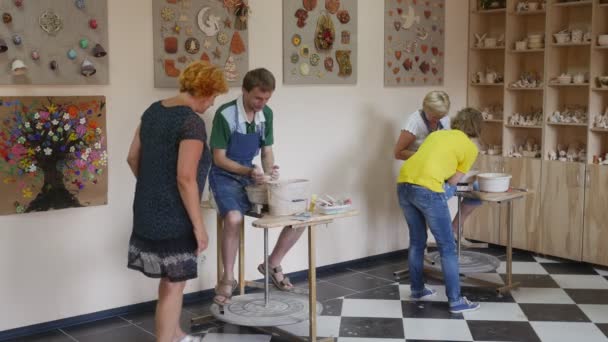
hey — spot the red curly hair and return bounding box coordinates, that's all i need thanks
[179,61,229,98]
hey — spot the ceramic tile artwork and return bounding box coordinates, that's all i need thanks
[152,0,250,88]
[384,0,445,86]
[282,0,358,85]
[0,0,109,85]
[0,96,108,215]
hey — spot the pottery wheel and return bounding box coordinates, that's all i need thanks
[425,251,500,274]
[210,293,322,327]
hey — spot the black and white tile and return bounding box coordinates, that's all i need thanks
[6,246,608,342]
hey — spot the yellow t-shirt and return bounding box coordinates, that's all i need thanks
[397,130,479,193]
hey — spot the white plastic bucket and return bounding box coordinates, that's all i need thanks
[245,184,269,205]
[267,179,310,216]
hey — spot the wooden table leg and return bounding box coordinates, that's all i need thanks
[497,200,520,294]
[216,213,223,283]
[308,225,317,341]
[239,219,245,295]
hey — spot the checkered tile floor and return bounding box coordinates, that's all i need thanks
[8,246,608,342]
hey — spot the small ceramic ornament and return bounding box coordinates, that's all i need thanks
[335,50,352,77]
[11,59,27,75]
[30,49,40,60]
[79,38,89,49]
[224,55,237,82]
[75,0,85,10]
[3,13,12,24]
[185,37,200,54]
[12,34,22,45]
[50,60,58,71]
[89,19,98,29]
[67,49,77,60]
[92,43,107,57]
[81,58,96,76]
[0,38,8,53]
[14,0,23,8]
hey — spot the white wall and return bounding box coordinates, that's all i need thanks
[0,0,469,331]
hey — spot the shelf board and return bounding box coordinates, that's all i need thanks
[483,119,504,123]
[505,124,543,129]
[548,82,589,87]
[592,87,608,91]
[471,46,506,51]
[547,122,588,127]
[506,86,543,91]
[600,2,608,7]
[471,83,504,87]
[510,10,546,15]
[595,45,608,50]
[551,42,592,47]
[590,127,608,132]
[510,48,545,53]
[553,0,592,7]
[472,8,506,14]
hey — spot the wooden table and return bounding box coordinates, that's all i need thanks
[455,189,532,294]
[250,210,358,342]
[192,201,357,342]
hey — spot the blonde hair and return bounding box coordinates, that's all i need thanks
[179,61,229,98]
[452,107,483,138]
[422,91,450,119]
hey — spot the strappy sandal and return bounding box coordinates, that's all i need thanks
[213,279,237,306]
[258,263,294,291]
[178,335,203,342]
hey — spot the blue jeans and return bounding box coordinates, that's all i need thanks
[397,183,462,304]
[443,181,482,206]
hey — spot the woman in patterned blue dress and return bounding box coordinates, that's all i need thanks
[126,61,228,342]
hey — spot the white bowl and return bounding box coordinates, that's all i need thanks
[599,35,608,46]
[554,33,570,44]
[558,75,572,84]
[477,173,512,192]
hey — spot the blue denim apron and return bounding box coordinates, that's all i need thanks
[209,108,265,216]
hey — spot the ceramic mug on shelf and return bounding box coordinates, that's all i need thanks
[571,29,583,43]
[515,40,528,50]
[572,73,585,84]
[484,37,497,48]
[528,2,539,10]
[554,32,570,44]
[486,71,498,84]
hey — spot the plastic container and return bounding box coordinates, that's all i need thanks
[267,179,310,216]
[317,204,352,215]
[476,173,512,192]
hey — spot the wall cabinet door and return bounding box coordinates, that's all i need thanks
[540,160,585,261]
[583,164,608,267]
[464,155,506,245]
[502,158,542,252]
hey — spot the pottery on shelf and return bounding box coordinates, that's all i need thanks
[508,108,543,126]
[548,105,588,124]
[510,71,543,88]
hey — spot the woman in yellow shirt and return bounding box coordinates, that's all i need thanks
[396,108,483,313]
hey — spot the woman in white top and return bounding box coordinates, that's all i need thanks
[394,91,481,240]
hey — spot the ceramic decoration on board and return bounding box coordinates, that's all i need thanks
[0,96,108,215]
[0,0,109,85]
[384,0,445,86]
[284,0,358,85]
[152,0,250,88]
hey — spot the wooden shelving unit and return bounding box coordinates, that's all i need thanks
[466,0,608,265]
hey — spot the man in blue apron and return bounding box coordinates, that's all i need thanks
[209,68,303,305]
